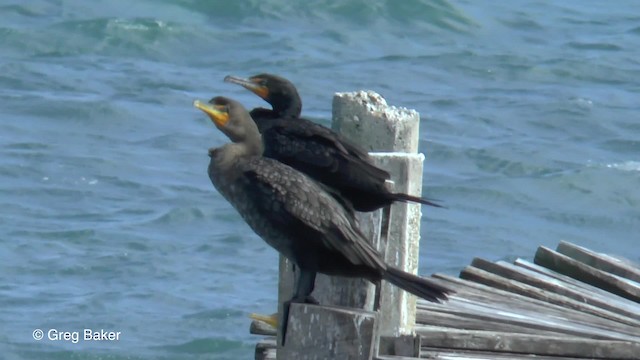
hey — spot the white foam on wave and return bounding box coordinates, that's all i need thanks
[606,161,640,172]
[108,19,169,32]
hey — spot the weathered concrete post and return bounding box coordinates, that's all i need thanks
[331,91,424,340]
[275,91,425,359]
[278,304,377,360]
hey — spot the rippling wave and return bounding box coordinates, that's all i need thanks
[181,0,473,27]
[2,0,639,359]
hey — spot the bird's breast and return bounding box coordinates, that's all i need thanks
[208,165,298,261]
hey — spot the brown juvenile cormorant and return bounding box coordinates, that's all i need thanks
[224,73,443,212]
[194,96,452,343]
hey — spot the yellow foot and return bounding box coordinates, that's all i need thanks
[249,312,278,328]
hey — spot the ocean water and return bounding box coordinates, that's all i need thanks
[1,0,639,359]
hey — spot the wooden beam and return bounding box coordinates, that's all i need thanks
[557,241,640,283]
[456,266,640,341]
[416,308,564,336]
[534,246,640,303]
[471,257,640,328]
[419,348,592,360]
[417,326,640,359]
[514,257,640,314]
[250,319,276,336]
[255,338,276,360]
[431,272,639,326]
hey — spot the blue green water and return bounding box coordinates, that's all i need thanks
[1,0,639,359]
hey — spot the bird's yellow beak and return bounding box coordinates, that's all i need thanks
[224,75,269,100]
[193,100,230,127]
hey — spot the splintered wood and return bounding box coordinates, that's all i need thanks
[415,241,640,359]
[252,241,640,360]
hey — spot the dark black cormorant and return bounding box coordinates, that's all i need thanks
[194,96,452,343]
[223,73,443,212]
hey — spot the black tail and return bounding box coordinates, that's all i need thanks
[383,267,453,303]
[392,192,445,208]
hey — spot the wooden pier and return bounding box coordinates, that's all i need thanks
[253,241,640,359]
[248,91,639,359]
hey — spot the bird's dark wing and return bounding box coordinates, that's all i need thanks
[278,118,370,159]
[315,181,356,218]
[241,158,384,270]
[262,119,390,183]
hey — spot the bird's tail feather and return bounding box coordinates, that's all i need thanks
[383,267,453,303]
[392,193,445,208]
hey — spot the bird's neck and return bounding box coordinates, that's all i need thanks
[215,135,263,170]
[273,98,302,118]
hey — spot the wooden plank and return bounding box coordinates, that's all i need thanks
[514,258,636,298]
[416,308,566,336]
[429,274,574,311]
[277,303,377,360]
[456,266,640,342]
[471,257,640,328]
[384,352,587,360]
[428,273,640,332]
[416,325,640,359]
[535,246,640,303]
[557,241,640,283]
[418,300,640,343]
[255,337,276,360]
[263,349,276,360]
[250,319,276,336]
[514,258,640,317]
[419,348,593,360]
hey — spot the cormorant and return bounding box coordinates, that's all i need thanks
[194,96,452,343]
[224,73,443,212]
